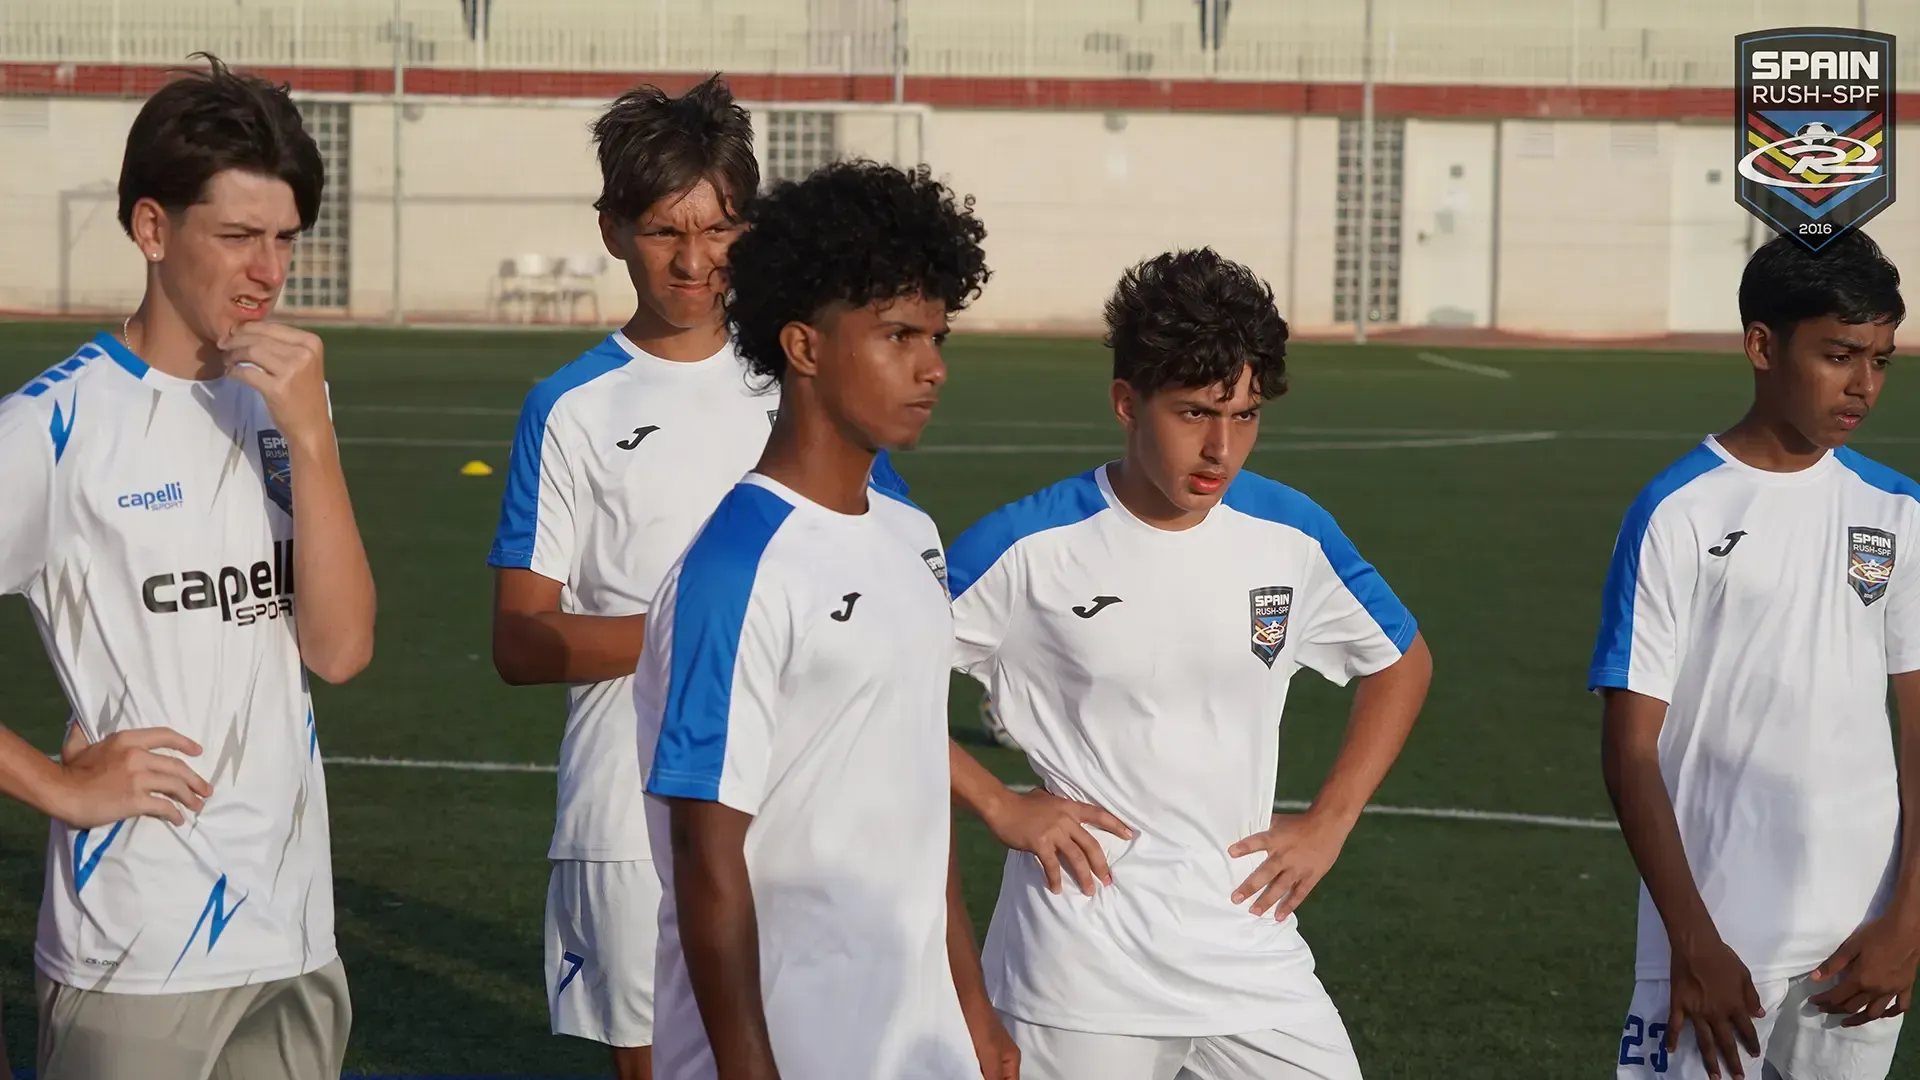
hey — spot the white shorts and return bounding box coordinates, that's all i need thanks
[544,859,662,1048]
[1615,973,1904,1080]
[1000,1005,1362,1080]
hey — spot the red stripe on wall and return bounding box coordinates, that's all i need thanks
[2,62,1916,121]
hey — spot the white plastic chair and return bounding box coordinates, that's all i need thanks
[510,253,562,323]
[559,254,608,324]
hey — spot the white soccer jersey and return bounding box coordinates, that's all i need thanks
[636,474,977,1080]
[1589,436,1920,982]
[489,333,909,862]
[0,333,334,995]
[489,333,779,862]
[947,465,1417,1037]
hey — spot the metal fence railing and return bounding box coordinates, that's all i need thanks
[3,0,1916,87]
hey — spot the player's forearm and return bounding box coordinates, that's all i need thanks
[1307,633,1432,827]
[289,436,376,684]
[670,799,781,1080]
[0,726,68,820]
[491,610,648,685]
[1884,673,1920,925]
[944,829,995,1020]
[949,738,1017,824]
[1601,692,1719,947]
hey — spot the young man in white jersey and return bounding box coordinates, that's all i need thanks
[945,249,1433,1080]
[634,160,1018,1080]
[489,76,754,1080]
[487,78,912,1080]
[0,56,375,1079]
[1593,231,1914,1080]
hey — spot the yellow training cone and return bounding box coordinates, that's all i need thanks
[460,460,495,477]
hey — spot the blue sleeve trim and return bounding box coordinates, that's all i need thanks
[644,483,795,801]
[1586,442,1725,691]
[1222,472,1417,651]
[1836,447,1920,503]
[871,449,911,497]
[947,469,1109,601]
[90,332,149,379]
[486,337,631,570]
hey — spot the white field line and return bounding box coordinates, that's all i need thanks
[336,432,1560,454]
[1416,351,1513,380]
[319,756,1615,831]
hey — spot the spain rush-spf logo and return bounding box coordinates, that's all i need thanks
[1736,28,1896,251]
[258,429,292,514]
[1249,586,1292,668]
[1847,526,1895,606]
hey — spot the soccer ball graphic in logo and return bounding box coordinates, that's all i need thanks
[1795,121,1838,146]
[977,694,1021,750]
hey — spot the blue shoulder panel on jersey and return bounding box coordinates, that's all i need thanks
[1837,448,1920,502]
[871,449,911,497]
[1587,442,1725,691]
[947,469,1109,601]
[487,336,632,569]
[1223,471,1419,652]
[646,483,795,802]
[92,331,151,379]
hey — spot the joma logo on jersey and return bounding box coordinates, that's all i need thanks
[1249,586,1293,668]
[142,539,296,626]
[1847,526,1895,606]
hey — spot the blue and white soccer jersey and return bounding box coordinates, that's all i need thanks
[1590,436,1917,1079]
[488,333,775,1046]
[635,474,978,1080]
[489,331,912,1045]
[0,334,335,994]
[947,465,1416,1079]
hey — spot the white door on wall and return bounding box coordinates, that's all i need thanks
[1399,119,1496,328]
[1667,125,1753,335]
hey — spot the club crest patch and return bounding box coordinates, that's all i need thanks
[258,429,292,514]
[1249,586,1293,668]
[1847,526,1895,606]
[1735,27,1897,251]
[922,548,950,599]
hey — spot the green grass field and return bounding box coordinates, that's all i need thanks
[2,319,1918,1078]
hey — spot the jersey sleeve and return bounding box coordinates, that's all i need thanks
[1294,520,1419,686]
[487,392,576,582]
[1588,501,1694,701]
[946,507,1035,679]
[0,396,54,595]
[1886,503,1920,674]
[642,487,795,816]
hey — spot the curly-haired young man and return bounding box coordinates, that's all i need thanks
[634,160,1015,1080]
[945,249,1433,1079]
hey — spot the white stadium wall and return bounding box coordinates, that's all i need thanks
[0,96,1916,340]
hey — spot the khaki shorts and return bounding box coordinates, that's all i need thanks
[36,958,351,1080]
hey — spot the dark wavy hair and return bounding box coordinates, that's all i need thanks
[1106,248,1290,400]
[726,160,990,381]
[591,73,757,221]
[118,53,323,235]
[1740,230,1904,344]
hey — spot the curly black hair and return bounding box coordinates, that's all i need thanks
[1106,248,1290,401]
[1740,230,1904,344]
[726,160,990,381]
